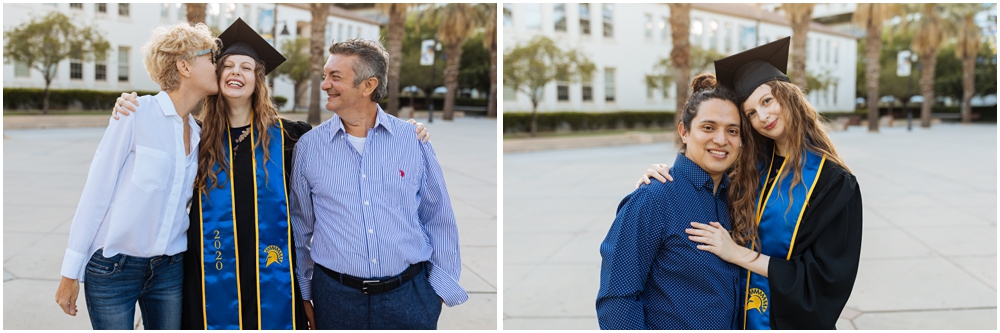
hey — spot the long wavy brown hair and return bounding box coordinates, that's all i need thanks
[728,80,851,250]
[195,54,280,196]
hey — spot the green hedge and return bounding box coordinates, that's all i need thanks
[3,88,159,111]
[380,97,488,110]
[849,106,997,122]
[502,111,675,134]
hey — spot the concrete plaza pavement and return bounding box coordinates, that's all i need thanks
[503,123,996,329]
[2,114,497,330]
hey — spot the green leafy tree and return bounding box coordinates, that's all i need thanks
[645,45,725,104]
[503,35,595,137]
[853,3,901,132]
[898,4,952,128]
[272,37,310,111]
[459,33,491,99]
[418,3,490,121]
[376,3,412,116]
[307,3,330,125]
[948,3,994,123]
[397,13,445,111]
[3,12,110,114]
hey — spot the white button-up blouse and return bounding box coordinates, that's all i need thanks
[60,91,200,282]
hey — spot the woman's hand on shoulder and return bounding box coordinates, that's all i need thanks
[407,119,430,143]
[635,163,673,189]
[111,92,139,120]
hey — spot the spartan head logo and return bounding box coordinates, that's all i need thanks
[747,288,769,315]
[264,245,284,268]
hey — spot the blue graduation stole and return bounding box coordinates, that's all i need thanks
[198,119,296,330]
[742,147,826,330]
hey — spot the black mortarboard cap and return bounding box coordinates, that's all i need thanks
[714,36,791,104]
[217,17,286,75]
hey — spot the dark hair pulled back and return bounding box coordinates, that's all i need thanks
[678,73,738,152]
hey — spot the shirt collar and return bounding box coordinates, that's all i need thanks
[673,153,731,192]
[328,104,395,140]
[154,91,177,117]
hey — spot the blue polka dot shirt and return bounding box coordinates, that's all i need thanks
[597,153,742,330]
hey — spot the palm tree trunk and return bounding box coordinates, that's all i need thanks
[961,53,975,124]
[865,22,882,132]
[918,52,937,128]
[786,4,814,90]
[442,43,463,121]
[308,3,329,125]
[185,3,206,24]
[385,4,406,117]
[668,4,691,114]
[487,37,497,118]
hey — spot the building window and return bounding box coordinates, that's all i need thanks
[602,4,613,38]
[503,84,516,101]
[338,23,343,42]
[525,4,541,30]
[177,3,185,21]
[646,83,654,99]
[690,19,703,47]
[554,4,567,32]
[643,14,653,39]
[161,3,170,19]
[357,27,362,39]
[503,4,513,27]
[660,17,669,42]
[118,46,129,82]
[707,20,718,51]
[741,25,755,50]
[826,40,831,63]
[118,3,129,17]
[14,61,30,77]
[582,84,593,102]
[347,25,353,39]
[604,68,615,102]
[96,3,106,13]
[70,57,83,80]
[558,84,569,101]
[70,3,83,9]
[725,22,733,53]
[660,77,670,98]
[833,41,839,64]
[833,83,838,105]
[579,4,591,35]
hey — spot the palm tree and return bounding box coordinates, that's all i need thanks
[853,4,900,132]
[420,4,488,121]
[900,4,946,128]
[950,4,990,124]
[308,3,330,125]
[667,4,691,114]
[185,3,206,24]
[783,4,814,90]
[377,4,411,117]
[482,3,498,119]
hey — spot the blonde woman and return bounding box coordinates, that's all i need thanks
[55,22,219,329]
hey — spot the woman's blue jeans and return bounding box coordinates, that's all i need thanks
[83,248,184,330]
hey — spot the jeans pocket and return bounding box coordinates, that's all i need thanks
[131,145,170,193]
[86,254,122,277]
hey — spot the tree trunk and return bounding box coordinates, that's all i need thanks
[530,102,538,138]
[308,3,330,125]
[442,43,463,121]
[186,3,206,25]
[42,79,51,115]
[918,52,937,128]
[865,22,882,132]
[668,4,691,115]
[292,81,305,111]
[385,4,406,117]
[960,53,974,124]
[487,35,497,118]
[786,4,814,90]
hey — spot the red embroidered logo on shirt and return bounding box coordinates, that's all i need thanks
[399,169,405,177]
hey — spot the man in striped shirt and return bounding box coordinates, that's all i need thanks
[289,38,467,330]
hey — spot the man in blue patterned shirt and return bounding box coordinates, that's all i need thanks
[596,77,743,329]
[290,38,466,330]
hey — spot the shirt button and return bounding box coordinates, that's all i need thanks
[364,201,369,205]
[371,259,377,263]
[368,229,374,234]
[362,174,366,179]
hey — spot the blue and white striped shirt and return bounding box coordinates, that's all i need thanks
[290,106,467,306]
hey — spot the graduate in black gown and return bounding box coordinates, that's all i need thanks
[640,37,862,329]
[113,18,430,330]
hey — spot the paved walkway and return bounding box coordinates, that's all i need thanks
[2,115,497,330]
[503,124,997,329]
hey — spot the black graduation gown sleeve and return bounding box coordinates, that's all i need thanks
[766,162,863,329]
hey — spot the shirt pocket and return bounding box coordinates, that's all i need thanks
[131,145,171,193]
[380,167,420,210]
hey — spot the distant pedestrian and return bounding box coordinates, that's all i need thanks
[290,38,466,330]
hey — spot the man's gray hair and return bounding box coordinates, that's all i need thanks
[328,38,388,102]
